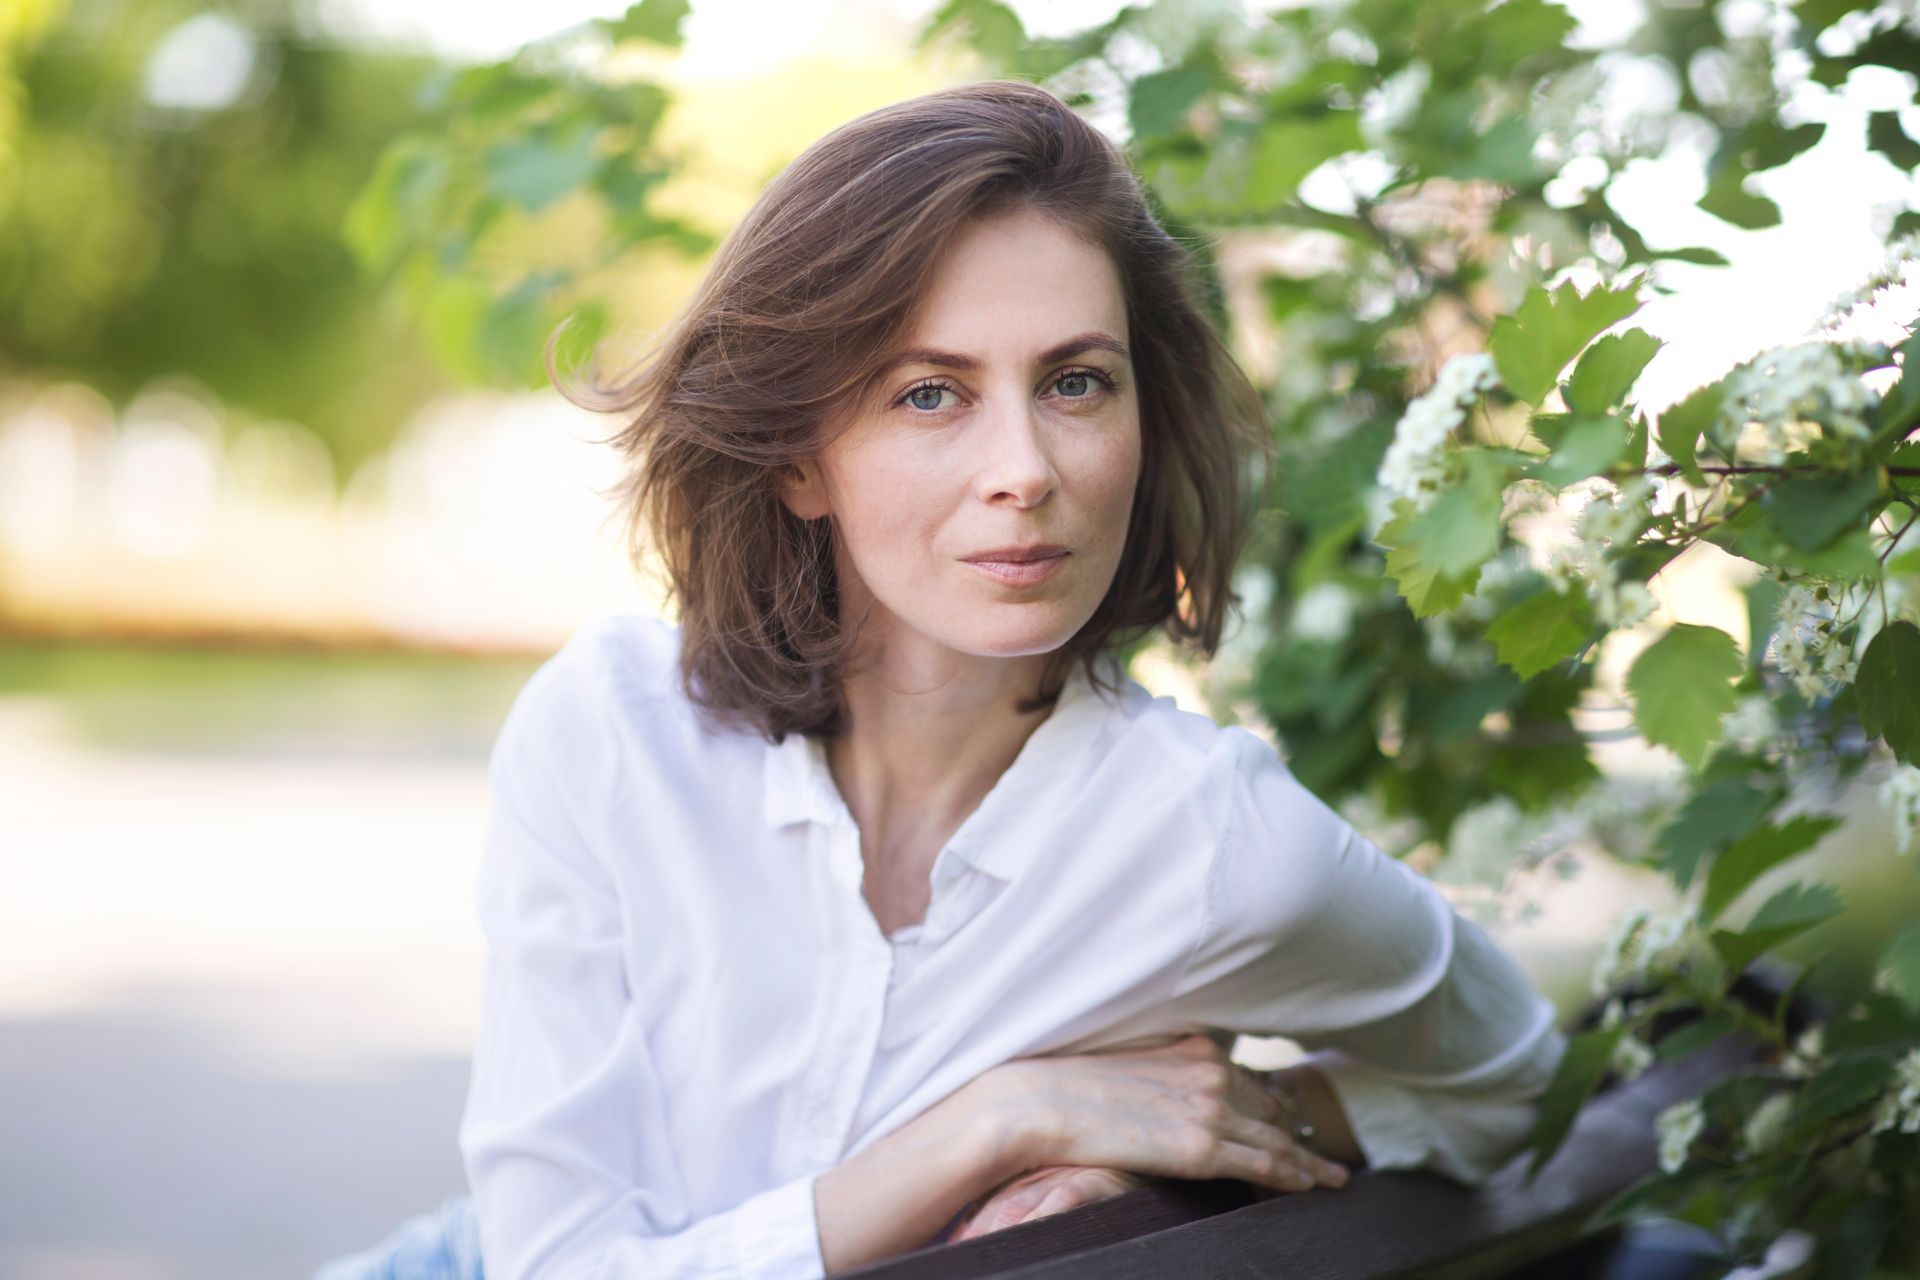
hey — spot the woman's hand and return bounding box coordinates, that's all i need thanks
[980,1032,1351,1196]
[943,1164,1147,1242]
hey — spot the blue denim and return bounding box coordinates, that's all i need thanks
[312,1195,484,1280]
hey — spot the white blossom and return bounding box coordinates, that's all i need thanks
[1772,579,1873,702]
[1781,1023,1826,1081]
[1720,341,1879,459]
[1741,1091,1794,1156]
[1823,232,1920,322]
[1291,581,1356,644]
[1438,795,1526,890]
[1868,1047,1920,1136]
[1610,1031,1654,1081]
[1879,764,1920,856]
[1720,693,1782,755]
[1376,353,1501,514]
[1656,1098,1705,1174]
[1591,905,1695,998]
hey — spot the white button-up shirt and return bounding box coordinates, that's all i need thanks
[458,612,1567,1279]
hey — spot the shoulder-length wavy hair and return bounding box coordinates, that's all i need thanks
[556,78,1273,744]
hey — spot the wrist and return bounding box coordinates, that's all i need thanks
[958,1064,1056,1180]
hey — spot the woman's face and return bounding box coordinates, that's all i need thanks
[780,207,1143,669]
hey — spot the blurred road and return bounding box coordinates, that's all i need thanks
[0,697,489,1280]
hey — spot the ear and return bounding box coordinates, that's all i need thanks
[776,459,830,521]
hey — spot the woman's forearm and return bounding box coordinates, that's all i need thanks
[814,1074,1043,1275]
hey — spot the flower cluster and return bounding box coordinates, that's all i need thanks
[1773,578,1873,700]
[1656,1098,1705,1174]
[1878,763,1920,856]
[1868,1046,1920,1136]
[1591,904,1695,999]
[1544,476,1659,628]
[1377,353,1501,514]
[1718,340,1880,461]
[1823,231,1920,322]
[1720,692,1782,755]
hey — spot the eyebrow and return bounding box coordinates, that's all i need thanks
[879,331,1132,376]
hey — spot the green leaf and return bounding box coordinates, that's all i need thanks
[1626,624,1746,771]
[1708,880,1844,977]
[1376,501,1483,619]
[1526,414,1632,485]
[1655,381,1720,490]
[1246,113,1364,207]
[1760,471,1883,553]
[1746,574,1784,672]
[1794,1054,1894,1128]
[1653,1012,1739,1062]
[1877,326,1920,440]
[1701,502,1884,581]
[1700,814,1845,925]
[913,0,1027,64]
[1566,329,1663,415]
[1879,919,1920,1013]
[1490,277,1646,405]
[1486,587,1593,679]
[1405,451,1510,578]
[1656,775,1781,889]
[1868,110,1920,174]
[1129,65,1212,140]
[1524,1025,1624,1181]
[1698,164,1782,230]
[484,121,603,214]
[1657,246,1731,266]
[601,0,692,46]
[1857,620,1920,764]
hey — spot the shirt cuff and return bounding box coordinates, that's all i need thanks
[1298,1047,1432,1174]
[730,1170,826,1279]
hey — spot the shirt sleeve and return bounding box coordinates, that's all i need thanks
[457,643,827,1280]
[1171,728,1568,1188]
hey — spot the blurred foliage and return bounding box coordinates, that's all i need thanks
[0,635,539,756]
[0,0,456,482]
[348,0,1920,1265]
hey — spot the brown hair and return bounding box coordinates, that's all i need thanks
[556,78,1272,744]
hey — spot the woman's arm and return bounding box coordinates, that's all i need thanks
[1172,729,1568,1187]
[813,1073,1035,1273]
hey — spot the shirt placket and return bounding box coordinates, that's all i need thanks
[802,817,896,1168]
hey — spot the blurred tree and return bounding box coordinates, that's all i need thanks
[0,0,455,483]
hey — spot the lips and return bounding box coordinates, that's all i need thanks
[962,546,1070,587]
[962,545,1070,564]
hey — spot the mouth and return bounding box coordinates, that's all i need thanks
[962,547,1070,586]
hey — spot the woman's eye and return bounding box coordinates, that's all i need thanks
[905,384,951,412]
[1052,367,1117,403]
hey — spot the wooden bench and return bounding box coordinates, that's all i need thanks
[844,965,1817,1279]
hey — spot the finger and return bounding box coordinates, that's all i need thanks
[1217,1116,1348,1191]
[1028,1185,1079,1221]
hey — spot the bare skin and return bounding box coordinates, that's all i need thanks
[813,1035,1355,1274]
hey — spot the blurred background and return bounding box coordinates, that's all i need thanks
[3,0,1919,1275]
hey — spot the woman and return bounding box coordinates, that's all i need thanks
[315,78,1567,1280]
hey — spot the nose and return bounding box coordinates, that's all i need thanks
[973,400,1058,509]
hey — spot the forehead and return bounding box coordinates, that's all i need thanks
[889,209,1128,362]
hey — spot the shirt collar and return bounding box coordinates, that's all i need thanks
[760,653,1132,882]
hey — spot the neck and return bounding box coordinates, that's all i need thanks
[826,639,1062,874]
